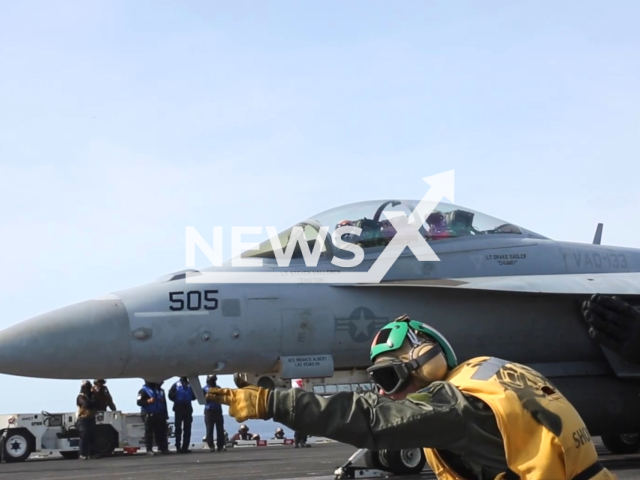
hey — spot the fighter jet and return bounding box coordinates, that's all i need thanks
[1,198,640,460]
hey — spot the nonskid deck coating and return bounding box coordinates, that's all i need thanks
[0,439,639,480]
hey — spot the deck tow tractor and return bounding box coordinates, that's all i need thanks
[0,410,147,462]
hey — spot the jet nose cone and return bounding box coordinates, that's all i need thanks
[0,295,130,379]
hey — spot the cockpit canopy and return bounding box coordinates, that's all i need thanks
[242,199,547,260]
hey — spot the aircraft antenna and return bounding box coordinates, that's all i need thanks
[592,223,603,245]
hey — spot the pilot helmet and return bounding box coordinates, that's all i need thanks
[240,424,248,432]
[379,219,396,238]
[427,211,445,225]
[367,315,458,394]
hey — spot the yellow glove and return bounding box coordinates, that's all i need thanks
[205,385,270,422]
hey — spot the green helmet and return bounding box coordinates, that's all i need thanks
[370,316,458,369]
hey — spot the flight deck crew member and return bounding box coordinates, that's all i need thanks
[137,381,170,455]
[203,375,226,452]
[0,429,7,463]
[207,315,615,480]
[231,424,260,442]
[77,380,99,460]
[168,376,196,453]
[294,430,310,448]
[92,379,117,411]
[582,294,640,365]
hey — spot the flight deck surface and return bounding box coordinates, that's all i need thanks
[1,439,639,480]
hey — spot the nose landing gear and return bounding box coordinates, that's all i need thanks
[334,447,426,479]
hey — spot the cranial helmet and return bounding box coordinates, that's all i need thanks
[370,315,457,366]
[240,424,248,431]
[367,315,458,394]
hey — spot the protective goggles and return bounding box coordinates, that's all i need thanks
[366,344,443,394]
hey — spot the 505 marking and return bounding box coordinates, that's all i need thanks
[169,290,218,311]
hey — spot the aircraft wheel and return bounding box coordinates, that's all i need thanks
[364,449,386,470]
[3,430,33,463]
[601,433,640,454]
[383,448,426,475]
[61,451,80,460]
[376,449,390,469]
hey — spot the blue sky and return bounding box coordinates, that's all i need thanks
[0,1,639,415]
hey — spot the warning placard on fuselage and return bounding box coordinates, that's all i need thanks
[280,355,334,379]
